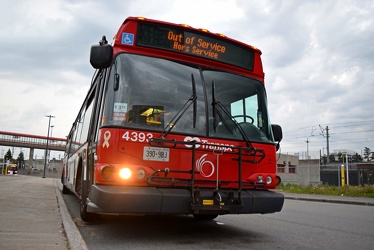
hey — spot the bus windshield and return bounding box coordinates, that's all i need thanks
[101,53,274,143]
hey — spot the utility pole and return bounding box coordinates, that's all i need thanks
[326,126,330,163]
[48,125,54,166]
[306,138,309,160]
[43,115,55,178]
[319,125,330,164]
[306,138,310,185]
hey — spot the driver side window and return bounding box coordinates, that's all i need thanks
[231,96,258,125]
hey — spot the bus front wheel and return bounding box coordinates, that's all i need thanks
[78,170,99,221]
[62,184,71,195]
[80,200,97,221]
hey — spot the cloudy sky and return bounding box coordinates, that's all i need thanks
[1,0,373,159]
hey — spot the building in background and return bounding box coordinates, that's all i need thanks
[276,153,321,185]
[277,150,374,186]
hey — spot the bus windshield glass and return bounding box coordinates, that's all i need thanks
[101,53,274,143]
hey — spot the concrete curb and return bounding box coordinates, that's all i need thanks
[54,180,89,250]
[283,193,374,206]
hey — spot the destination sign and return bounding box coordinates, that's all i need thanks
[136,23,254,70]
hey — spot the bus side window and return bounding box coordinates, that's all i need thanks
[65,133,73,157]
[79,95,95,145]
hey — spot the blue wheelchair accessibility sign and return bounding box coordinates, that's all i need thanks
[122,33,134,45]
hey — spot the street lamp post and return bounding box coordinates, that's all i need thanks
[43,115,55,178]
[48,125,54,166]
[1,149,4,175]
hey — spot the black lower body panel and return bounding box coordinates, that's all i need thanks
[87,185,284,215]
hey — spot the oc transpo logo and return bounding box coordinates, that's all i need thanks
[196,154,215,177]
[183,136,232,178]
[183,136,234,152]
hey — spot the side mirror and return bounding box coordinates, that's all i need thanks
[90,36,113,69]
[272,124,282,152]
[272,124,282,141]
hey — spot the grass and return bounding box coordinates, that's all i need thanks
[277,183,374,198]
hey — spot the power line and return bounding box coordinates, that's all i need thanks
[330,129,374,135]
[283,120,374,134]
[320,120,374,127]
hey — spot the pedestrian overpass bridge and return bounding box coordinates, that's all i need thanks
[0,130,67,166]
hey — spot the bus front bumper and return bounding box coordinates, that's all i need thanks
[87,185,284,215]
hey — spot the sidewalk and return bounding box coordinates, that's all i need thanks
[0,174,87,250]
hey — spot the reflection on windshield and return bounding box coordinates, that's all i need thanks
[101,53,274,143]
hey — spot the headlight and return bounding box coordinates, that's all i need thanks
[136,169,146,179]
[257,175,264,183]
[266,176,273,184]
[119,168,132,179]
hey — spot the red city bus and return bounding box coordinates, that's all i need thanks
[61,17,283,221]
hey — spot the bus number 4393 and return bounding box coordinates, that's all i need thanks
[122,131,153,142]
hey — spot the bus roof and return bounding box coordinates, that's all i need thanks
[120,17,261,53]
[111,16,265,80]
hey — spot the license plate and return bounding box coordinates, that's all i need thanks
[143,147,170,162]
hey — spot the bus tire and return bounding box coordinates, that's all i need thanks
[80,201,97,221]
[62,184,71,195]
[193,214,218,220]
[78,169,99,221]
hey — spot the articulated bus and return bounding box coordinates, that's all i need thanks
[61,17,284,221]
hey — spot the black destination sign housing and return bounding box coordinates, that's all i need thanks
[136,22,254,71]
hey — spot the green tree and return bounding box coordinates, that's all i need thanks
[351,153,363,162]
[4,149,13,163]
[363,147,373,162]
[17,151,25,168]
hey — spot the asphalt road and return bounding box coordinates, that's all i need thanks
[62,193,374,250]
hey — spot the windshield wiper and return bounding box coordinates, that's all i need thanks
[212,80,217,132]
[159,74,197,138]
[192,74,197,128]
[211,80,252,148]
